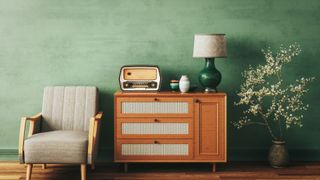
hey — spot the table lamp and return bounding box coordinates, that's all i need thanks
[193,34,227,92]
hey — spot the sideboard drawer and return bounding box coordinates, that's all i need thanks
[116,97,193,117]
[117,118,193,138]
[116,139,193,160]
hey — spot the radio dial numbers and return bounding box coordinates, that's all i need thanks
[123,81,157,89]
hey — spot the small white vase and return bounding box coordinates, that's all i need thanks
[179,75,190,93]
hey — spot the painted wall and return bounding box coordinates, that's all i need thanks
[0,0,319,161]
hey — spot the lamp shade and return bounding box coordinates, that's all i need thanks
[193,34,227,58]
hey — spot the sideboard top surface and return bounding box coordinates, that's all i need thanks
[114,91,227,97]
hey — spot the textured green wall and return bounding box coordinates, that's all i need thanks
[0,0,319,161]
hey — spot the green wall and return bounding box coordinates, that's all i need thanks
[0,0,319,161]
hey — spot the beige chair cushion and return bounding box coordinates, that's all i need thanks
[41,86,98,132]
[24,130,88,164]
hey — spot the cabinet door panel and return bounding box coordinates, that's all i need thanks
[194,96,226,161]
[199,102,219,155]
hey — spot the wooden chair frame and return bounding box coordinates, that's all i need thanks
[19,112,103,180]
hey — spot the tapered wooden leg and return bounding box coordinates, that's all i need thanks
[42,164,46,169]
[124,163,128,173]
[81,164,86,180]
[212,163,216,172]
[26,164,33,180]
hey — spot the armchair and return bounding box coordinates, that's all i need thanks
[18,86,103,180]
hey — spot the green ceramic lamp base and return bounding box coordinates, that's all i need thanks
[198,58,221,93]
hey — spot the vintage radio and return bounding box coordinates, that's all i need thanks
[119,65,161,91]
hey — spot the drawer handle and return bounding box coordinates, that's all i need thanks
[154,140,160,144]
[154,119,160,122]
[154,98,159,101]
[195,99,200,103]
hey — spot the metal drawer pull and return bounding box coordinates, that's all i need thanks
[195,99,200,103]
[154,140,160,144]
[154,98,159,101]
[154,119,160,122]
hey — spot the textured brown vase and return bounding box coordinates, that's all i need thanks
[268,141,289,168]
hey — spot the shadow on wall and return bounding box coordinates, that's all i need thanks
[160,68,183,91]
[225,37,319,160]
[225,37,274,160]
[97,90,114,161]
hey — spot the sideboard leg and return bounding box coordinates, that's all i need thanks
[124,163,128,173]
[212,163,216,172]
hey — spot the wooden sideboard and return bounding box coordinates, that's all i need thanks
[114,91,227,172]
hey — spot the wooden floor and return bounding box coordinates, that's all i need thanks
[0,162,320,180]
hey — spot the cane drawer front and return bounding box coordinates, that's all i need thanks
[117,118,193,139]
[116,139,193,160]
[116,97,193,117]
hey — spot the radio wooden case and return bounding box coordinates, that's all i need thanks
[119,65,161,91]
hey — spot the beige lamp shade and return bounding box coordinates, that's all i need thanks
[193,34,227,58]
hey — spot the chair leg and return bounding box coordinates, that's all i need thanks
[26,164,33,180]
[212,163,216,172]
[91,163,95,170]
[81,164,86,180]
[42,164,46,169]
[124,163,128,173]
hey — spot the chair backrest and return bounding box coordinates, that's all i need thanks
[41,86,98,132]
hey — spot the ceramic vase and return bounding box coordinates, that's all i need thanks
[268,141,289,168]
[170,80,179,91]
[179,75,190,93]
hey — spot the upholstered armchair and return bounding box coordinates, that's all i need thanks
[18,86,103,180]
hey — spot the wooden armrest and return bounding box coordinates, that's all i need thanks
[88,112,103,164]
[18,113,42,162]
[26,113,42,121]
[94,111,103,120]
